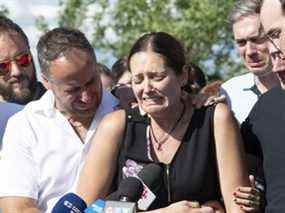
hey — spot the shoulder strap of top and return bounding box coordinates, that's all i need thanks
[125,107,149,124]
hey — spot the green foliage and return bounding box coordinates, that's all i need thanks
[38,0,246,80]
[0,5,9,17]
[35,15,49,33]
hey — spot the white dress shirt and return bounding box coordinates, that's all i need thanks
[220,72,258,124]
[0,89,118,212]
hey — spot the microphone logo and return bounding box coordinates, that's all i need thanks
[63,200,82,213]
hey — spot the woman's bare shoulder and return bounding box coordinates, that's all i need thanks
[99,109,127,133]
[213,102,234,122]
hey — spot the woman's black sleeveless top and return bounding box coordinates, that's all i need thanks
[112,106,221,210]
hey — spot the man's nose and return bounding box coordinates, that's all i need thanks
[246,41,257,56]
[9,61,22,77]
[79,86,94,103]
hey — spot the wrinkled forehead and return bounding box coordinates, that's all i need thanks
[233,15,262,39]
[261,0,284,33]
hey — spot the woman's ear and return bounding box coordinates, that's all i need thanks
[180,65,189,87]
[41,74,51,90]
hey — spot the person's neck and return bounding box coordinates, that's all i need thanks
[254,71,279,94]
[150,101,184,131]
[67,115,94,129]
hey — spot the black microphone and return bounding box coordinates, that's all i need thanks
[136,163,163,210]
[137,163,163,191]
[117,176,144,202]
[103,177,143,212]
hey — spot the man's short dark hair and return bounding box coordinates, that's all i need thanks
[0,16,29,47]
[97,63,113,78]
[36,27,96,78]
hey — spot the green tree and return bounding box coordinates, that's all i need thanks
[39,0,246,80]
[0,5,9,17]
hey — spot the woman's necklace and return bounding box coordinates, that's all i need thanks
[149,102,186,151]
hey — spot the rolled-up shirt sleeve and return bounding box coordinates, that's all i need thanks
[0,113,39,199]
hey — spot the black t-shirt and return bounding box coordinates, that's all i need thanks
[241,86,285,213]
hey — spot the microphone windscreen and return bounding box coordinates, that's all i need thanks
[117,176,144,202]
[52,192,87,213]
[137,163,163,190]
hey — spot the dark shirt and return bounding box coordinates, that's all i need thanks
[32,81,46,101]
[241,86,285,213]
[113,106,221,210]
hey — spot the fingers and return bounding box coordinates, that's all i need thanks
[203,200,225,212]
[187,201,201,208]
[249,175,255,188]
[234,190,260,201]
[235,186,260,195]
[238,205,258,212]
[233,181,261,212]
[234,196,260,206]
[198,206,215,213]
[204,95,226,106]
[204,96,216,106]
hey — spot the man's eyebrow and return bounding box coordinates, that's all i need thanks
[266,28,281,37]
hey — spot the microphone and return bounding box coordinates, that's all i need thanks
[51,192,87,213]
[84,199,105,213]
[85,163,163,212]
[117,176,144,202]
[136,163,163,211]
[137,163,163,192]
[104,177,143,212]
[85,177,143,213]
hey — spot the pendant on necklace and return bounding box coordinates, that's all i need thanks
[156,143,163,151]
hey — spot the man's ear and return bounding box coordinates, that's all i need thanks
[180,65,189,87]
[41,74,51,90]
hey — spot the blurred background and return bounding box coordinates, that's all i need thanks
[0,0,245,81]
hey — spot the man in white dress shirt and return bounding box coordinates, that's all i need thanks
[0,27,118,212]
[220,0,279,124]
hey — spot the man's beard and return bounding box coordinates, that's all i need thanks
[0,74,37,105]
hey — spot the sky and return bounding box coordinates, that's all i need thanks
[0,0,60,50]
[0,0,60,75]
[0,0,116,73]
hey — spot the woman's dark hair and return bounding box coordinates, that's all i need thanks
[111,56,129,84]
[128,32,186,75]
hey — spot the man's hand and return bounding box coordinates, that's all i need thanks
[203,200,225,213]
[0,197,40,213]
[190,93,226,108]
[233,175,261,212]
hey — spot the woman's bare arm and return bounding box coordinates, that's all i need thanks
[213,103,250,213]
[75,110,126,205]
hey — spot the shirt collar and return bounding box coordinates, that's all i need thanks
[31,89,119,118]
[242,72,255,91]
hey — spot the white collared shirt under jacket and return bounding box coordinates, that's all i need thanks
[0,89,118,212]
